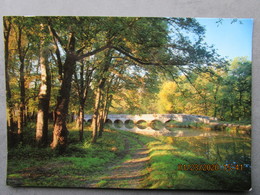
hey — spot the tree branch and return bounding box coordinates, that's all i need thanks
[112,46,158,65]
[76,45,87,54]
[48,24,67,53]
[177,66,205,100]
[48,25,63,81]
[77,44,111,60]
[67,32,75,52]
[112,46,194,67]
[73,72,80,96]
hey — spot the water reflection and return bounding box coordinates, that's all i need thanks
[173,135,251,167]
[110,122,251,165]
[110,122,245,138]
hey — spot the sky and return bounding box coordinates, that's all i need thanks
[197,18,253,61]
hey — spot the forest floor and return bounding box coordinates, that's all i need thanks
[85,135,150,189]
[7,133,151,189]
[6,127,154,188]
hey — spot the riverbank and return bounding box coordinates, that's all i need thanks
[165,121,251,135]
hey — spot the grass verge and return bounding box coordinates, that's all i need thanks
[7,127,132,187]
[141,136,251,190]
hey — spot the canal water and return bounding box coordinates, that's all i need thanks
[112,123,251,162]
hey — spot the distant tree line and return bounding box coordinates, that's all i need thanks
[113,57,251,122]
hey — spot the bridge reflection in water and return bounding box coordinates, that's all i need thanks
[107,123,224,137]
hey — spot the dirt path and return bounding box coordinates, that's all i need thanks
[85,136,150,189]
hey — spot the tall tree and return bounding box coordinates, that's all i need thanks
[91,49,112,143]
[98,74,121,137]
[4,17,16,145]
[36,24,51,146]
[73,59,95,142]
[48,17,110,150]
[16,22,30,142]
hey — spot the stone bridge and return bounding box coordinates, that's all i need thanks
[84,114,217,124]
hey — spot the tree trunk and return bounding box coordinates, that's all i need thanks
[78,104,84,142]
[91,50,111,143]
[74,61,91,141]
[36,38,51,146]
[92,87,102,143]
[4,19,15,141]
[75,114,80,129]
[50,54,76,150]
[98,109,105,137]
[98,93,112,137]
[213,85,219,118]
[18,64,25,142]
[17,27,26,143]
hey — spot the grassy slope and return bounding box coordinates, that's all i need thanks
[142,136,251,190]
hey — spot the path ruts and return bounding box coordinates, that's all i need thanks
[85,136,150,189]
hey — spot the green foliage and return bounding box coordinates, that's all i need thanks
[149,57,251,122]
[157,81,181,113]
[219,57,251,121]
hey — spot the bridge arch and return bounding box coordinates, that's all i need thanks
[165,119,177,126]
[105,119,112,125]
[165,119,175,123]
[150,120,164,130]
[83,113,215,131]
[125,119,134,129]
[136,120,147,129]
[114,119,124,128]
